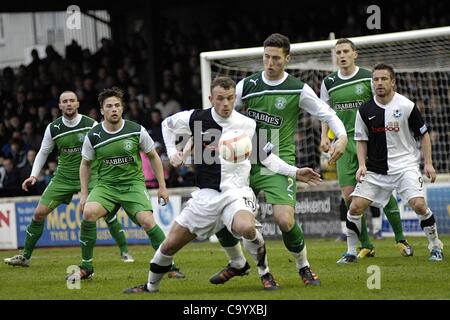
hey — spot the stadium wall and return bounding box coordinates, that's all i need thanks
[1,180,449,249]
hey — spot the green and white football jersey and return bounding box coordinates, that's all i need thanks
[321,67,372,137]
[83,120,154,186]
[48,115,97,185]
[236,71,344,165]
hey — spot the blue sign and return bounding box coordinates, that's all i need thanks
[427,183,450,234]
[15,198,150,248]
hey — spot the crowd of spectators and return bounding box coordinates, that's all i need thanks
[1,2,449,196]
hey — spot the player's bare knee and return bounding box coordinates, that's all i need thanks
[349,201,366,215]
[33,210,48,221]
[136,211,156,230]
[240,225,256,240]
[276,216,294,232]
[409,197,427,215]
[160,241,175,256]
[82,209,97,221]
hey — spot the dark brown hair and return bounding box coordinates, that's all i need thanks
[210,76,236,93]
[98,86,125,107]
[373,63,396,80]
[263,33,290,55]
[335,38,356,51]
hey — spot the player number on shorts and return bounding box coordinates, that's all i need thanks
[287,177,294,198]
[244,197,256,212]
[418,176,423,188]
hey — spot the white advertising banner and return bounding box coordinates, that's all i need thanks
[0,203,18,249]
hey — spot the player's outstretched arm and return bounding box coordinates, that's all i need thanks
[420,132,436,183]
[147,148,169,205]
[260,151,322,186]
[320,122,331,152]
[355,141,368,182]
[79,159,92,212]
[329,135,347,165]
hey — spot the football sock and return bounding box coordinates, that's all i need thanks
[216,227,240,247]
[344,200,372,248]
[221,243,247,269]
[291,246,310,270]
[282,223,305,253]
[383,195,405,242]
[243,230,269,276]
[146,225,166,250]
[80,220,97,271]
[346,212,362,256]
[340,198,347,234]
[148,248,173,291]
[418,209,442,249]
[282,223,310,269]
[359,213,373,249]
[22,219,45,260]
[106,215,128,254]
[340,221,347,234]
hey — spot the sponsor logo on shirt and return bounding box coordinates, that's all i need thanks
[103,156,135,166]
[62,147,82,154]
[247,109,283,127]
[335,101,363,110]
[371,122,400,132]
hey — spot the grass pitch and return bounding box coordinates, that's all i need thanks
[1,236,449,300]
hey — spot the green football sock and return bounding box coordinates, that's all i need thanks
[359,214,373,248]
[384,195,405,242]
[345,200,373,249]
[80,220,97,271]
[216,227,240,247]
[106,217,128,254]
[23,219,45,259]
[146,225,166,250]
[281,223,305,253]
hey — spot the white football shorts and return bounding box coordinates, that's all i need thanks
[351,168,425,208]
[175,187,257,240]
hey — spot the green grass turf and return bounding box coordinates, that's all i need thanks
[1,236,449,300]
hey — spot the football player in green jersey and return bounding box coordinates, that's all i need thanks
[320,39,412,261]
[211,33,348,286]
[67,87,183,281]
[4,91,134,267]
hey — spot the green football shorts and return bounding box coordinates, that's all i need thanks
[336,138,359,187]
[87,182,153,222]
[250,167,296,207]
[39,179,80,210]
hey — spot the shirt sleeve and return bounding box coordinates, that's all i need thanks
[408,105,428,137]
[299,83,347,138]
[81,135,95,161]
[30,124,54,177]
[319,81,331,106]
[234,79,245,111]
[260,151,298,178]
[140,126,155,153]
[161,110,194,158]
[354,110,369,141]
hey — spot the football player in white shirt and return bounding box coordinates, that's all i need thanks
[124,77,322,293]
[338,63,443,263]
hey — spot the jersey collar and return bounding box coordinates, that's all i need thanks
[338,66,359,80]
[101,119,125,134]
[261,71,288,86]
[62,114,82,127]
